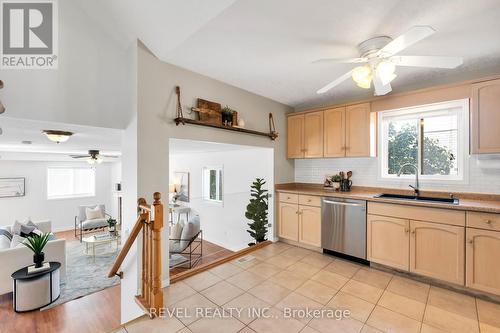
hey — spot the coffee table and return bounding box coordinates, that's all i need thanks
[82,233,120,261]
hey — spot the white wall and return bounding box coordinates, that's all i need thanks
[295,155,500,194]
[170,147,274,251]
[0,161,119,231]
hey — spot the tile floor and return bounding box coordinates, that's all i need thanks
[116,242,500,333]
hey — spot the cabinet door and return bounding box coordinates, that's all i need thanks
[471,79,500,154]
[410,220,465,285]
[304,111,324,158]
[298,205,321,247]
[345,103,371,157]
[287,115,304,158]
[367,214,409,270]
[323,107,346,157]
[278,202,299,241]
[466,228,500,295]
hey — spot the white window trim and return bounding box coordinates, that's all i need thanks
[47,166,96,200]
[377,99,470,185]
[202,165,223,205]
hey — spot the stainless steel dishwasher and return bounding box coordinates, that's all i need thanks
[321,197,367,260]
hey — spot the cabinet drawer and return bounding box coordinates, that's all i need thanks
[467,211,500,232]
[279,193,299,204]
[299,195,321,207]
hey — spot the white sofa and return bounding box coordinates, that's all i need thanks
[0,220,66,295]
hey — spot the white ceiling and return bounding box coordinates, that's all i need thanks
[0,117,122,162]
[85,0,500,109]
[169,138,270,155]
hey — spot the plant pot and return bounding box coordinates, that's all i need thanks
[33,252,45,268]
[332,182,340,191]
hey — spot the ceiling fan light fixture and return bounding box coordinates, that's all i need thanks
[376,61,397,85]
[87,155,103,165]
[42,130,74,143]
[352,65,372,89]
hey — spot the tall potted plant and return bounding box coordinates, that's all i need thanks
[245,178,269,245]
[23,233,51,268]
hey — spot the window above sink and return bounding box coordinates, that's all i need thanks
[378,99,469,183]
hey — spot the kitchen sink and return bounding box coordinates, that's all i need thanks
[374,193,459,205]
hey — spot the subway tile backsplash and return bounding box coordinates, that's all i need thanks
[295,155,500,194]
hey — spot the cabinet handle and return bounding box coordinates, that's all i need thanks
[485,220,493,225]
[404,228,409,234]
[468,239,474,244]
[411,230,415,235]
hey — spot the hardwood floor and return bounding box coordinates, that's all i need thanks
[170,240,233,276]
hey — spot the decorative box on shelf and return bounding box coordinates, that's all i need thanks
[27,262,51,274]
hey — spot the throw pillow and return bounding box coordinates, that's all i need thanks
[170,221,184,240]
[0,227,11,250]
[10,234,26,248]
[86,206,103,220]
[12,220,36,237]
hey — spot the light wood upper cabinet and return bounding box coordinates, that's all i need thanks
[278,202,299,241]
[466,228,500,295]
[410,220,465,285]
[345,103,371,157]
[323,107,346,157]
[471,79,500,154]
[304,111,324,158]
[367,214,409,270]
[298,206,321,247]
[287,115,305,158]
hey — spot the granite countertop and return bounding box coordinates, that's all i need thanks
[275,183,500,214]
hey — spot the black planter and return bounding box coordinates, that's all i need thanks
[33,252,45,268]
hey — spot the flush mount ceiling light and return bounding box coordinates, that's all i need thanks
[42,130,74,143]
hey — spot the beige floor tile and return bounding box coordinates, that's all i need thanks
[210,262,244,279]
[286,261,321,278]
[188,316,245,333]
[477,298,500,329]
[268,242,292,252]
[125,316,185,333]
[327,291,375,323]
[386,276,430,303]
[423,305,479,333]
[183,270,222,292]
[170,293,218,326]
[311,269,349,290]
[323,259,361,278]
[251,262,282,278]
[308,316,364,333]
[367,305,421,333]
[300,326,321,333]
[275,292,323,324]
[223,293,271,325]
[360,325,383,333]
[201,280,245,306]
[352,268,393,289]
[427,286,477,320]
[252,247,280,260]
[226,270,266,291]
[266,254,300,268]
[280,247,312,260]
[480,323,500,333]
[249,307,305,333]
[420,323,447,333]
[108,327,127,333]
[269,270,308,290]
[238,327,257,333]
[299,252,333,269]
[177,328,193,333]
[341,280,384,304]
[295,280,338,305]
[248,280,291,305]
[164,281,198,306]
[378,290,426,321]
[231,255,261,270]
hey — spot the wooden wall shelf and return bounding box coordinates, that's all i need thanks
[174,117,278,140]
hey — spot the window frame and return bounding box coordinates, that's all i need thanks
[46,166,96,200]
[378,99,469,184]
[202,165,223,204]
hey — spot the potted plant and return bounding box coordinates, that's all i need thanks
[23,233,51,268]
[332,174,342,191]
[245,178,269,246]
[221,105,235,126]
[107,217,118,236]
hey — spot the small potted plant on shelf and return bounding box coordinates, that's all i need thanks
[23,233,51,268]
[332,174,342,191]
[221,105,235,127]
[107,217,118,236]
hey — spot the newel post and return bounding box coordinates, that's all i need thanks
[151,192,164,310]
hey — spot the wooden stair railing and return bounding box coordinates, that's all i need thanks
[108,192,164,318]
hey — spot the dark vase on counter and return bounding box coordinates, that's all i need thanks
[340,179,352,192]
[33,252,45,268]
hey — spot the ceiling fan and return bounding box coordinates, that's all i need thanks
[314,26,463,96]
[70,150,118,164]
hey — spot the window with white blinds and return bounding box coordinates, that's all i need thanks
[47,167,96,199]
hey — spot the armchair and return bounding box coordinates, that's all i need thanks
[169,215,202,269]
[74,204,113,242]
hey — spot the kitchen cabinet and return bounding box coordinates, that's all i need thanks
[345,103,371,157]
[466,228,500,295]
[410,220,465,285]
[367,214,409,270]
[287,115,305,158]
[278,202,299,241]
[323,107,345,157]
[286,112,323,158]
[298,206,321,247]
[471,79,500,154]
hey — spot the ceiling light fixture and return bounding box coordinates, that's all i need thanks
[352,65,372,89]
[87,155,103,165]
[42,130,74,143]
[376,61,397,85]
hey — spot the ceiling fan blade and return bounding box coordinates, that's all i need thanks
[70,155,90,159]
[100,154,120,158]
[317,70,354,94]
[372,74,392,96]
[391,55,463,69]
[378,26,436,57]
[312,57,367,64]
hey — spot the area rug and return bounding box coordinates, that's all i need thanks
[41,237,120,310]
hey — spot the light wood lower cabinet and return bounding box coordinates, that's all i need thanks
[466,228,500,295]
[367,214,409,270]
[278,202,299,241]
[298,206,321,247]
[410,220,465,285]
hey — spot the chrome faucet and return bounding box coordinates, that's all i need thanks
[397,163,420,196]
